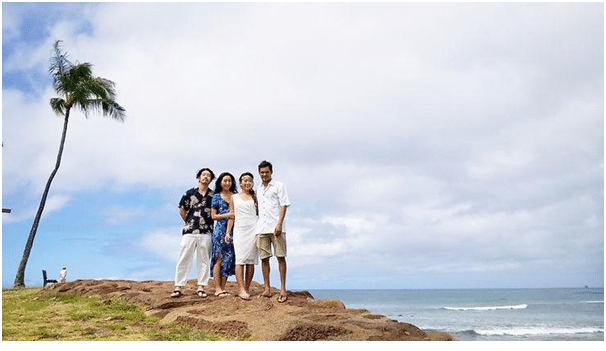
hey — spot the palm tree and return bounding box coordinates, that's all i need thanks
[14,40,125,287]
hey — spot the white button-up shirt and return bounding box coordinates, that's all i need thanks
[256,179,291,234]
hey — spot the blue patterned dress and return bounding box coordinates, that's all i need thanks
[210,193,236,278]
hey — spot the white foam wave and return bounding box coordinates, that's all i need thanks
[475,327,604,336]
[581,300,604,304]
[443,304,528,311]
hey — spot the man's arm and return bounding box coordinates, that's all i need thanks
[179,207,187,222]
[274,205,288,236]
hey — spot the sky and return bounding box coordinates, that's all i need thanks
[1,2,604,290]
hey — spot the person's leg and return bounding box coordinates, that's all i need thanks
[274,234,287,302]
[244,264,254,292]
[173,235,194,296]
[212,252,225,294]
[195,234,211,297]
[278,257,287,293]
[260,257,272,297]
[235,264,245,291]
[277,256,287,301]
[220,244,234,292]
[257,235,273,297]
[220,275,228,292]
[235,264,250,299]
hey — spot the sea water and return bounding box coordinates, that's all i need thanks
[308,288,604,341]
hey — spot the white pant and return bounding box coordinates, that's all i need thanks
[174,234,211,287]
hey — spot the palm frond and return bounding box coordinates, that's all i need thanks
[84,77,114,101]
[49,98,66,116]
[85,98,126,122]
[69,62,93,82]
[49,40,73,95]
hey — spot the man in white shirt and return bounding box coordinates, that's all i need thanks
[256,160,291,302]
[59,266,67,283]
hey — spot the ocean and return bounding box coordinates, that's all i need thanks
[308,288,604,341]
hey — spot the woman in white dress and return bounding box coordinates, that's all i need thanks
[226,172,259,300]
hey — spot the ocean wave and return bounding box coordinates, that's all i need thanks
[581,300,604,304]
[458,329,480,336]
[443,304,528,311]
[475,327,604,336]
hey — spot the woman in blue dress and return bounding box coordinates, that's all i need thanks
[210,172,237,296]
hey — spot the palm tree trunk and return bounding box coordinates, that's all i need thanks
[14,109,71,287]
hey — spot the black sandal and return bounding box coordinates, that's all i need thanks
[197,290,208,298]
[170,290,183,298]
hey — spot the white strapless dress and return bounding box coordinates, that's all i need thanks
[232,194,259,265]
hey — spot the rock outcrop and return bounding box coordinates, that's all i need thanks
[44,279,453,341]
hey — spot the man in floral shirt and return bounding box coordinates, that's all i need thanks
[171,168,215,298]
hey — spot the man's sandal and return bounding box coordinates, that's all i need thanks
[277,295,288,303]
[197,290,208,298]
[170,290,183,298]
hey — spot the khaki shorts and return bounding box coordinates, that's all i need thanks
[257,233,287,259]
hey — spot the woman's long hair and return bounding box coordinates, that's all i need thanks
[240,172,258,216]
[214,172,237,194]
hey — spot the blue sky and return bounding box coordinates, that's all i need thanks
[2,2,604,290]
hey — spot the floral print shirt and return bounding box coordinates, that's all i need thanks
[179,187,214,235]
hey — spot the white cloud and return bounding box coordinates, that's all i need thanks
[289,214,378,262]
[4,2,601,194]
[138,228,181,262]
[42,194,71,217]
[2,194,70,224]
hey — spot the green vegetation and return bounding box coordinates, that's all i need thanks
[2,288,222,341]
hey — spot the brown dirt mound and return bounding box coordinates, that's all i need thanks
[43,279,454,341]
[279,322,352,341]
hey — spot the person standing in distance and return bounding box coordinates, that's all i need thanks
[59,266,67,283]
[171,168,215,298]
[256,160,291,303]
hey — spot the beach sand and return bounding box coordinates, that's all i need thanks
[43,279,454,341]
